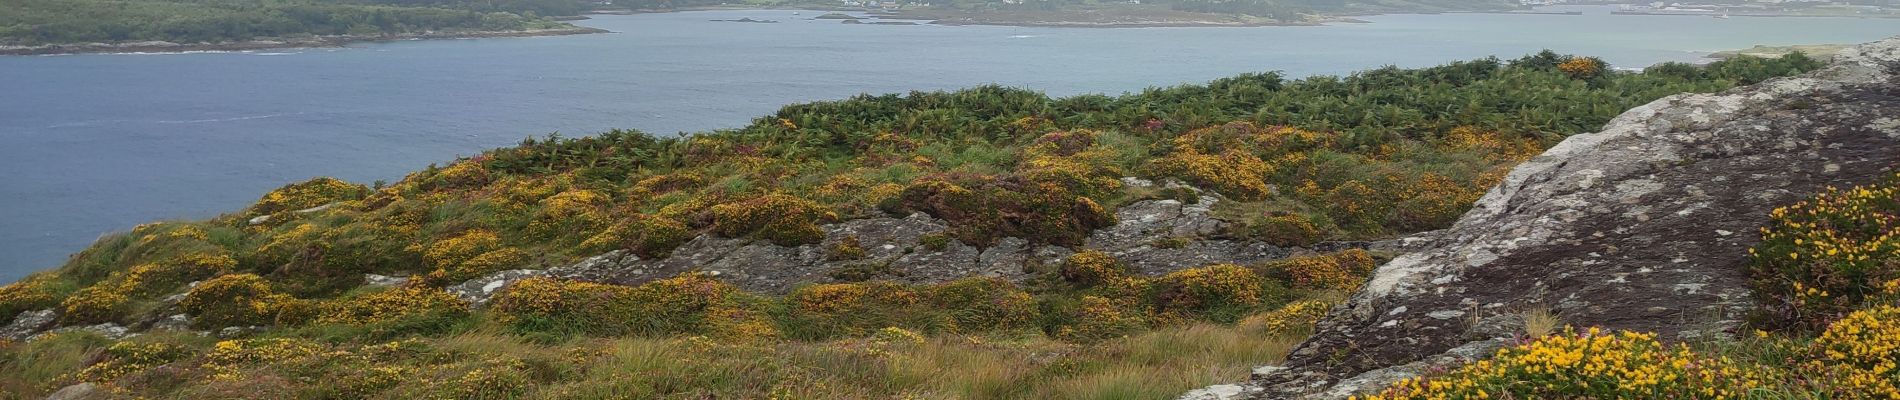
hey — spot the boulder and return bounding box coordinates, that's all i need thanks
[44,382,96,400]
[1242,36,1900,399]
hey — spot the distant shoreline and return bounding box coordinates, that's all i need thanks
[0,27,609,57]
[607,5,1371,28]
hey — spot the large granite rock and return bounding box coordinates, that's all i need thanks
[553,182,1289,293]
[1239,37,1900,399]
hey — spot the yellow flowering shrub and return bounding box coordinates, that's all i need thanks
[1802,305,1900,398]
[1358,328,1779,400]
[319,286,469,326]
[1055,295,1146,343]
[115,254,233,297]
[428,357,532,400]
[710,193,833,246]
[1239,300,1334,335]
[1059,250,1125,286]
[490,277,635,335]
[492,273,754,338]
[1558,57,1604,79]
[579,216,693,258]
[924,277,1038,333]
[1261,249,1378,292]
[630,172,706,196]
[826,235,867,261]
[622,273,745,335]
[201,338,328,381]
[422,229,503,271]
[58,284,131,324]
[180,274,296,328]
[1152,148,1274,201]
[65,341,192,384]
[872,326,926,346]
[1020,130,1124,197]
[426,159,492,190]
[527,189,612,239]
[783,281,922,339]
[426,247,527,285]
[1438,126,1542,163]
[1149,264,1268,322]
[1390,172,1489,232]
[1248,212,1326,247]
[1747,172,1899,331]
[247,177,368,217]
[0,275,63,319]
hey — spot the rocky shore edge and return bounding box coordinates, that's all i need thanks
[0,27,609,56]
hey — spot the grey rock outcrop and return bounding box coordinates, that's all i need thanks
[32,323,135,341]
[448,269,549,305]
[1243,37,1900,399]
[1,309,57,341]
[363,273,411,288]
[554,185,1289,293]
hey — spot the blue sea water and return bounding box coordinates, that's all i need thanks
[0,6,1895,282]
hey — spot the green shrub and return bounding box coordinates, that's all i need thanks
[924,277,1039,333]
[918,232,952,251]
[779,281,924,339]
[1054,295,1146,343]
[826,235,867,261]
[1149,264,1268,323]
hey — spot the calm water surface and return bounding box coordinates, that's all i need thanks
[0,6,1894,281]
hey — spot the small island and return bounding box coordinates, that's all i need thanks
[0,0,610,56]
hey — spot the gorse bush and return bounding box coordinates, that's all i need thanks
[1747,172,1900,331]
[1357,328,1781,400]
[710,193,834,246]
[318,286,470,326]
[781,281,925,339]
[180,274,294,328]
[1260,249,1377,292]
[923,277,1039,333]
[1804,304,1900,398]
[491,273,773,340]
[1150,264,1270,323]
[1060,250,1126,286]
[247,177,369,219]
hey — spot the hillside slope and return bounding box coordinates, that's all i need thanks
[0,50,1833,399]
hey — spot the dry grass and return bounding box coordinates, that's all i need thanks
[527,321,1304,399]
[1521,306,1560,338]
